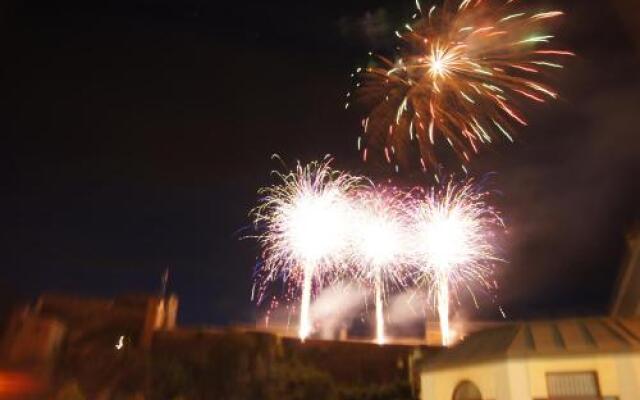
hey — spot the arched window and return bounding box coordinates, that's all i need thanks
[452,380,483,400]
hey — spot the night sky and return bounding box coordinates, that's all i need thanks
[1,0,639,326]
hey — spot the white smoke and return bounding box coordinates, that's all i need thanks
[311,283,367,339]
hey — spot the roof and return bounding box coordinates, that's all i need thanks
[423,317,640,371]
[611,230,640,317]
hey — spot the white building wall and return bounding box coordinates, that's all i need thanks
[502,359,531,400]
[420,352,640,400]
[615,353,640,400]
[527,354,624,399]
[420,361,512,400]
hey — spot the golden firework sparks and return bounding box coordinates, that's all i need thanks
[353,0,574,173]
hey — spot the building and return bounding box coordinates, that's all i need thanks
[1,292,179,398]
[2,306,66,366]
[2,229,639,399]
[611,230,640,317]
[417,229,640,400]
[418,317,640,400]
[1,292,178,368]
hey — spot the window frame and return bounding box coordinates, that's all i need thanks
[545,370,602,399]
[452,379,483,400]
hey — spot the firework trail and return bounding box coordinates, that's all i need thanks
[352,0,573,172]
[409,179,503,345]
[251,159,365,340]
[352,186,410,344]
[251,162,504,345]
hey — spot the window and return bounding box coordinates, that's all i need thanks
[546,372,600,398]
[453,380,482,400]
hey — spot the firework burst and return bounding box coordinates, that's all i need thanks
[351,186,410,344]
[251,162,505,344]
[409,179,503,345]
[251,159,366,340]
[353,0,574,172]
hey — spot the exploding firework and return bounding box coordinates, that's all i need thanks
[352,187,410,344]
[251,159,365,340]
[409,179,503,345]
[352,0,574,172]
[251,161,505,345]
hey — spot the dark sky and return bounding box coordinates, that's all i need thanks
[1,0,638,326]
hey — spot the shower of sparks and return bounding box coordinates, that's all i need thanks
[409,179,503,345]
[251,159,366,340]
[354,0,573,172]
[251,162,504,345]
[352,186,410,344]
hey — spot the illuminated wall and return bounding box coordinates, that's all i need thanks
[420,352,640,400]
